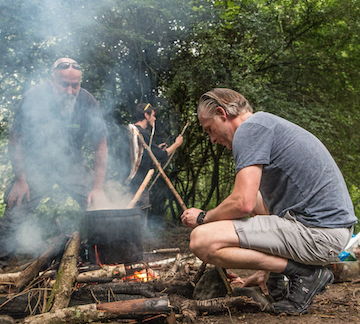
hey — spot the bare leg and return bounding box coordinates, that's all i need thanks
[189,220,288,272]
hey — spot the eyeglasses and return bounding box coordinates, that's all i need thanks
[53,62,81,71]
[144,103,151,111]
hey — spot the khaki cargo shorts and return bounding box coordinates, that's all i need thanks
[233,211,353,265]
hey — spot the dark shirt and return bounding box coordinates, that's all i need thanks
[10,82,108,175]
[130,125,167,191]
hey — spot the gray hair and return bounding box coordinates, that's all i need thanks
[197,88,253,118]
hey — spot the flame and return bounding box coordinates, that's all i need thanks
[122,268,157,282]
[94,245,103,267]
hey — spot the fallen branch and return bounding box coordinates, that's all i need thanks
[0,272,22,284]
[16,234,67,292]
[76,264,125,280]
[97,296,173,315]
[45,232,80,312]
[21,303,119,324]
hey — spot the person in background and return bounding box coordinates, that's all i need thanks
[0,57,108,269]
[129,103,183,223]
[181,88,357,314]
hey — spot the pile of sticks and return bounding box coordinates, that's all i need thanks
[0,232,272,323]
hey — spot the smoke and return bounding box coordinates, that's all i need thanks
[1,0,191,262]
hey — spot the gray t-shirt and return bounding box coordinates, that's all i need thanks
[233,112,357,228]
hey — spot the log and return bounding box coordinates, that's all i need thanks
[168,290,274,316]
[75,277,113,284]
[76,282,156,298]
[45,232,80,312]
[76,264,126,280]
[0,272,22,284]
[97,296,173,315]
[21,303,119,324]
[15,234,67,292]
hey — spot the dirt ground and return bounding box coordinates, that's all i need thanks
[143,225,360,324]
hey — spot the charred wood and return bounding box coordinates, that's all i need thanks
[75,277,113,284]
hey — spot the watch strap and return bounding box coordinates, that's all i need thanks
[197,211,207,225]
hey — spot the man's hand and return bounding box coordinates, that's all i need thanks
[87,187,107,208]
[158,143,167,151]
[241,270,270,296]
[181,207,203,228]
[175,134,183,146]
[7,179,30,210]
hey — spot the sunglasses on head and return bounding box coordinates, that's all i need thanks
[53,62,81,71]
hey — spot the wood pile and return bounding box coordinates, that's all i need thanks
[0,232,274,323]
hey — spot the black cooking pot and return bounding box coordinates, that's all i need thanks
[84,208,143,264]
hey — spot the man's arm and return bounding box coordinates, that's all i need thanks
[7,132,30,209]
[165,135,183,156]
[249,190,269,216]
[181,165,262,227]
[87,137,108,206]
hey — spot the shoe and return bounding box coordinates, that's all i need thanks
[273,266,333,314]
[266,272,288,302]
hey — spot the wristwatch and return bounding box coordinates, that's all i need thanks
[197,211,207,225]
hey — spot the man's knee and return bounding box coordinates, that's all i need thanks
[189,226,214,262]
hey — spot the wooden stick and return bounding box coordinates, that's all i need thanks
[45,232,80,312]
[22,303,119,324]
[149,121,189,191]
[97,296,173,315]
[136,131,187,211]
[126,169,154,209]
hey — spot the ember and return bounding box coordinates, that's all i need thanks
[123,268,157,282]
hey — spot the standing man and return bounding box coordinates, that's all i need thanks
[0,58,108,268]
[129,103,183,220]
[181,88,356,314]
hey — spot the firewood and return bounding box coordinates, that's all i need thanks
[96,296,173,315]
[168,292,274,316]
[72,282,156,299]
[21,303,119,324]
[161,253,183,280]
[75,276,113,284]
[45,232,80,312]
[76,264,125,280]
[15,234,67,292]
[0,272,22,284]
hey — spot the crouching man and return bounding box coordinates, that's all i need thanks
[181,88,357,314]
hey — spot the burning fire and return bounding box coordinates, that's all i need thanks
[94,245,157,282]
[94,245,103,267]
[123,269,157,282]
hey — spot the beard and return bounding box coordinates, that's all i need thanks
[53,92,77,116]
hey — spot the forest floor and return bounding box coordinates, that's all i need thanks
[143,224,360,324]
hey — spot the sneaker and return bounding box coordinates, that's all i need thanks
[273,266,333,314]
[266,272,288,302]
